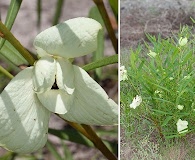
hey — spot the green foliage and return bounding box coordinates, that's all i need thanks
[121,25,195,139]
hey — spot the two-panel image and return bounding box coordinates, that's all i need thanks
[0,0,194,159]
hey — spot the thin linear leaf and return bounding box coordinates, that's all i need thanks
[52,0,65,25]
[0,39,28,66]
[151,109,173,115]
[0,21,35,65]
[49,128,117,153]
[108,0,118,21]
[46,140,63,160]
[82,54,118,71]
[49,128,93,147]
[36,0,42,29]
[0,152,17,160]
[61,141,74,160]
[161,116,172,127]
[0,0,22,49]
[89,6,104,79]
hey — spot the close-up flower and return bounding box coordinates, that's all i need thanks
[0,17,118,154]
[120,65,128,81]
[129,95,142,109]
[176,119,188,134]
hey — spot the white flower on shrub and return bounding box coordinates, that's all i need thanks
[169,77,174,80]
[154,90,163,98]
[177,105,184,110]
[147,50,157,58]
[176,119,188,134]
[120,65,128,81]
[130,95,142,109]
[0,17,118,153]
[178,37,188,46]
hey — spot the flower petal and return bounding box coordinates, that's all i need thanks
[34,17,102,58]
[60,66,118,125]
[56,58,75,94]
[33,56,56,93]
[37,89,73,114]
[0,67,50,153]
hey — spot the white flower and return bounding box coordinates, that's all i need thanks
[147,50,157,58]
[120,65,128,81]
[169,77,174,80]
[130,95,142,109]
[0,18,118,153]
[177,105,184,110]
[154,90,163,98]
[183,75,191,79]
[176,119,188,134]
[178,37,188,46]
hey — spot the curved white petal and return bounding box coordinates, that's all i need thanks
[0,67,51,154]
[56,58,75,94]
[33,56,56,93]
[37,89,73,114]
[60,66,118,125]
[34,17,102,58]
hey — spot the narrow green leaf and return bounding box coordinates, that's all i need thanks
[49,128,118,154]
[0,39,28,66]
[108,0,118,21]
[0,21,35,65]
[49,128,93,147]
[61,141,74,160]
[52,0,65,26]
[82,54,118,71]
[46,140,63,160]
[0,65,14,79]
[93,0,118,54]
[162,116,172,127]
[0,152,17,160]
[151,109,172,115]
[0,0,22,49]
[89,6,104,79]
[36,0,42,30]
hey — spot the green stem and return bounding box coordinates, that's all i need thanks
[82,54,118,71]
[93,0,118,54]
[0,21,35,65]
[82,124,117,160]
[37,0,42,30]
[52,0,65,25]
[0,65,14,79]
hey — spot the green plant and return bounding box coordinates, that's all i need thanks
[121,25,195,139]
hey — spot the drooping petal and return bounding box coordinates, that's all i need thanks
[56,58,75,94]
[0,67,51,154]
[34,17,102,58]
[33,56,56,93]
[37,89,73,114]
[60,66,118,125]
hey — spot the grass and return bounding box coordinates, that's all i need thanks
[120,24,195,159]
